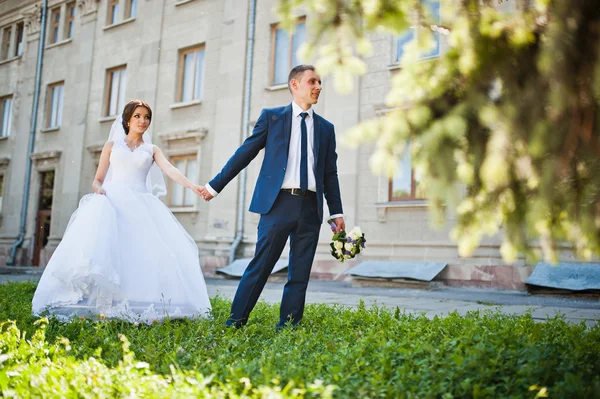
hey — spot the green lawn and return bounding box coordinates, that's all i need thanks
[1,281,599,398]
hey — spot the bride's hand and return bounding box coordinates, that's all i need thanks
[92,181,106,195]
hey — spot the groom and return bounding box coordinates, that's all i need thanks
[200,65,345,329]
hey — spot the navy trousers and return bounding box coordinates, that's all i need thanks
[226,190,321,328]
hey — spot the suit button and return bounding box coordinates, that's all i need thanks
[283,168,286,171]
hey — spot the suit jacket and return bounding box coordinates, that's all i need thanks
[209,104,343,222]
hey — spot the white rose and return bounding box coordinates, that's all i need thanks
[334,241,344,250]
[350,226,363,238]
[344,242,354,251]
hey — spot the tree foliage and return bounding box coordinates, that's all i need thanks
[277,0,600,263]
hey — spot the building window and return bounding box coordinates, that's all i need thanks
[0,96,13,138]
[46,82,64,129]
[168,155,197,207]
[107,0,119,25]
[178,46,205,103]
[271,18,306,86]
[1,27,11,60]
[125,0,138,19]
[15,22,23,57]
[396,0,440,63]
[65,2,76,39]
[104,66,127,117]
[389,143,425,201]
[0,21,25,60]
[49,7,61,44]
[107,0,138,25]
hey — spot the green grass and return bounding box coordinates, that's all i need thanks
[1,281,600,398]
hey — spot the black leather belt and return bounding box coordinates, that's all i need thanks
[281,188,316,197]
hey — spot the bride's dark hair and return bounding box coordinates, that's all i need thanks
[122,100,153,134]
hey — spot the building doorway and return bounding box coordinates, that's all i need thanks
[32,170,54,266]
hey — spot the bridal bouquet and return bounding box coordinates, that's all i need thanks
[328,220,366,263]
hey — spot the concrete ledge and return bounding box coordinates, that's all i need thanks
[216,258,287,278]
[352,277,444,290]
[345,261,447,281]
[344,261,447,290]
[0,266,44,275]
[439,264,532,290]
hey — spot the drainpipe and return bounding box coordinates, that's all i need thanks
[228,0,257,264]
[7,0,48,265]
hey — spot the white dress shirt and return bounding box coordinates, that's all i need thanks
[205,102,343,220]
[281,101,316,192]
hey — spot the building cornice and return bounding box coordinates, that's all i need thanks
[0,0,39,21]
[30,150,62,161]
[76,0,100,16]
[158,128,208,145]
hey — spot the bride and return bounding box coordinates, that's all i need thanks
[32,100,212,323]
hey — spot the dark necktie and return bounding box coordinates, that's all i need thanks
[300,112,308,192]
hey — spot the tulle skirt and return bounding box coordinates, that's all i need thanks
[31,181,212,323]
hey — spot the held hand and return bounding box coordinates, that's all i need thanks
[195,185,214,201]
[191,185,206,199]
[331,217,345,234]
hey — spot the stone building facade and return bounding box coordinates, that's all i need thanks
[0,0,531,289]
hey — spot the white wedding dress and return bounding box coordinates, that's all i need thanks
[32,138,211,323]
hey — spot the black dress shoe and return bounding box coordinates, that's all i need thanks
[275,321,300,332]
[226,318,247,328]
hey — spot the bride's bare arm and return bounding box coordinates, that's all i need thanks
[153,145,204,196]
[92,141,114,195]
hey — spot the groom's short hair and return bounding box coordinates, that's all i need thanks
[288,65,315,92]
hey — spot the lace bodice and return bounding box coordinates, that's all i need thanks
[109,139,154,191]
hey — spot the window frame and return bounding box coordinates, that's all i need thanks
[49,7,61,44]
[124,0,138,19]
[107,0,120,26]
[167,154,198,208]
[389,142,425,202]
[0,96,13,138]
[46,82,65,129]
[270,17,306,86]
[395,0,441,64]
[177,45,206,103]
[389,170,425,202]
[64,2,76,40]
[1,26,11,61]
[104,65,127,117]
[14,22,24,57]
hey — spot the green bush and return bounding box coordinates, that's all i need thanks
[1,281,599,398]
[0,320,334,398]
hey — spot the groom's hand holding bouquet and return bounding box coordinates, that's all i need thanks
[327,219,366,263]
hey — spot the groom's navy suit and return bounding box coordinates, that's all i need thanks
[209,103,343,327]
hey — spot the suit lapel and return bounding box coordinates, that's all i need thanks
[283,104,292,154]
[313,112,321,165]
